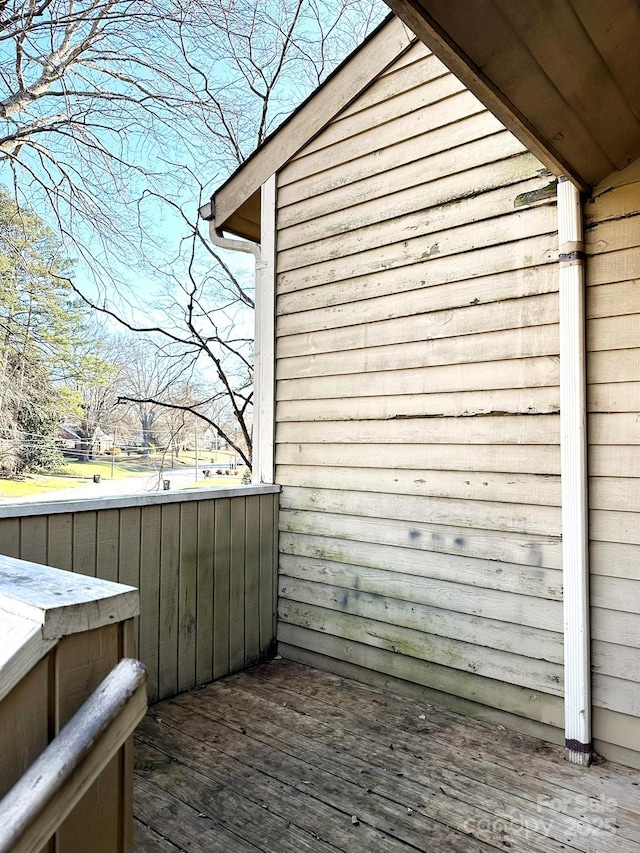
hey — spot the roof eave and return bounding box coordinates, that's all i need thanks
[201,15,416,240]
[384,0,640,192]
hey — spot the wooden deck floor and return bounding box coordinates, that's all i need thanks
[133,660,640,853]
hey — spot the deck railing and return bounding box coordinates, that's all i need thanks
[0,555,143,852]
[0,658,147,853]
[0,484,280,704]
[0,484,279,850]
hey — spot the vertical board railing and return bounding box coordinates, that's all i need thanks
[0,485,280,704]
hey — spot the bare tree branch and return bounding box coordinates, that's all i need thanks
[1,0,385,468]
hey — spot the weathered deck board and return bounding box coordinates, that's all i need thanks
[134,660,639,852]
[134,819,184,852]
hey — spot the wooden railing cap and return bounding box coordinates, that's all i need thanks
[0,555,139,639]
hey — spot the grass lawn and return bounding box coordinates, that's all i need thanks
[61,457,161,478]
[0,456,158,498]
[0,454,248,499]
[0,476,91,498]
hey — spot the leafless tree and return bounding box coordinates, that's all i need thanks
[1,0,385,468]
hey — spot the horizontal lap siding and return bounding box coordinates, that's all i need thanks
[585,166,640,766]
[0,492,279,704]
[275,43,562,734]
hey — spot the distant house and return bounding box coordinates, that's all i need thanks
[58,424,114,457]
[201,12,640,770]
[58,425,83,451]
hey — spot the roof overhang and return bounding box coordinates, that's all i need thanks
[383,0,640,192]
[200,15,415,241]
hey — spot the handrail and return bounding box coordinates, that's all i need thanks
[0,658,147,853]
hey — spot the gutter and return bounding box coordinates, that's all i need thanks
[557,177,592,765]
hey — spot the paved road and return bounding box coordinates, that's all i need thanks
[0,465,242,504]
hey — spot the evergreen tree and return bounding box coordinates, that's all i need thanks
[0,190,107,473]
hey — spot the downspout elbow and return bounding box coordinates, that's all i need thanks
[199,200,262,265]
[207,219,262,265]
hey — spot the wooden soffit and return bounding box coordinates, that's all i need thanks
[384,0,640,191]
[205,15,415,241]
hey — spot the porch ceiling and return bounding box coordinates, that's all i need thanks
[383,0,640,191]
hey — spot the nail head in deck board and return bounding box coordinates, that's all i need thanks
[279,660,640,812]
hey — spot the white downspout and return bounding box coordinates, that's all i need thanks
[206,221,262,267]
[557,176,591,765]
[200,175,276,485]
[254,174,277,485]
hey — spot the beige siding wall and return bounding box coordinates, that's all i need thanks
[586,161,640,767]
[274,42,562,737]
[0,489,279,704]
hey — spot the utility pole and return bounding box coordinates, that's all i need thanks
[110,426,117,479]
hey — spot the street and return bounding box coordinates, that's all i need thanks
[0,465,243,504]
